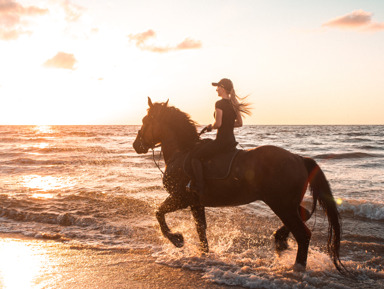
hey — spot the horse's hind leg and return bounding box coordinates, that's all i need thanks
[191,205,209,253]
[278,208,312,271]
[273,205,311,252]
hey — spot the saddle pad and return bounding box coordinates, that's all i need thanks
[184,149,241,180]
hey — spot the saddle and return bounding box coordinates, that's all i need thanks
[183,145,241,180]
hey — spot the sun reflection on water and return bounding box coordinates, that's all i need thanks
[31,193,55,199]
[35,142,49,149]
[0,239,47,289]
[22,175,76,198]
[33,125,54,135]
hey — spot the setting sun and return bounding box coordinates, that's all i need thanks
[1,0,383,125]
[1,2,383,288]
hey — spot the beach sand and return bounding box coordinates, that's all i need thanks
[0,233,244,289]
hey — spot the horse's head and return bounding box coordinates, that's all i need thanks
[133,97,169,154]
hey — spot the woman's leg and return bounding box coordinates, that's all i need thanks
[188,141,220,198]
[190,157,205,196]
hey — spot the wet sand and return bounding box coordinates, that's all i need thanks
[0,233,244,289]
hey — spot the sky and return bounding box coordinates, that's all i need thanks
[1,0,383,125]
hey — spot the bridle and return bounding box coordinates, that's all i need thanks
[138,118,211,177]
[136,128,160,151]
[137,118,164,175]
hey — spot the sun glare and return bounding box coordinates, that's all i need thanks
[31,193,55,200]
[22,175,76,198]
[33,125,54,134]
[36,142,49,149]
[0,239,47,289]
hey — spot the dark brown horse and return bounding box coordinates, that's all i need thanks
[133,97,345,272]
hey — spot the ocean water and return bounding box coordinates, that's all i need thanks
[0,125,383,288]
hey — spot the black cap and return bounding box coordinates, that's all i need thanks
[212,78,233,93]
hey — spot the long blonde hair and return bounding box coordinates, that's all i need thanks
[228,88,252,117]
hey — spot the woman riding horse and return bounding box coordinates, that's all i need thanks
[133,97,346,273]
[188,78,251,199]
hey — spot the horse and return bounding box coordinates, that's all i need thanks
[133,97,345,273]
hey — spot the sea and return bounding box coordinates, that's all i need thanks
[0,125,383,288]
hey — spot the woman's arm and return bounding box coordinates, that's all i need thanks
[208,108,222,131]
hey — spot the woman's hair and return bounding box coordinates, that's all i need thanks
[228,88,252,117]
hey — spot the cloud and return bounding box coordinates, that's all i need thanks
[128,29,202,53]
[366,22,384,32]
[176,38,202,50]
[61,0,85,22]
[43,52,77,70]
[0,0,48,40]
[0,27,30,40]
[322,10,384,32]
[128,29,156,46]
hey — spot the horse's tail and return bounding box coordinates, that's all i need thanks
[303,157,346,273]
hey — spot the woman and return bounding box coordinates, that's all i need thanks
[188,78,251,198]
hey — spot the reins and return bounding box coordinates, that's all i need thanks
[151,144,164,176]
[151,126,210,177]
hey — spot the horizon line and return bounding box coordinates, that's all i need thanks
[1,123,383,126]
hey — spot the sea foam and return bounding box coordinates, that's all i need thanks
[338,200,384,221]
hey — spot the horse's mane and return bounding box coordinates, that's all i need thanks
[149,102,199,150]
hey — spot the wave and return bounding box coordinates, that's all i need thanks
[314,152,377,160]
[3,157,123,166]
[0,193,154,223]
[153,212,384,289]
[0,207,99,227]
[341,137,374,143]
[337,199,384,221]
[26,146,116,154]
[0,152,24,158]
[3,158,67,166]
[0,137,56,144]
[357,162,384,169]
[0,193,156,246]
[358,145,384,151]
[345,132,368,137]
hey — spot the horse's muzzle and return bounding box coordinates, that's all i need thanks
[133,131,150,154]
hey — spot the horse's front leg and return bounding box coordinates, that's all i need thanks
[191,205,209,253]
[156,196,188,248]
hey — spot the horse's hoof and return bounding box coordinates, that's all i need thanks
[169,232,184,248]
[275,240,289,252]
[293,263,306,272]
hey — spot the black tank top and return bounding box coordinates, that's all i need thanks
[215,99,236,146]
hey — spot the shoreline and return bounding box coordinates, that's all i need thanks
[0,233,245,289]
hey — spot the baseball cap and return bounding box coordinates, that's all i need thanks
[212,78,233,92]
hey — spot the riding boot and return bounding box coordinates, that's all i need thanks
[190,158,205,199]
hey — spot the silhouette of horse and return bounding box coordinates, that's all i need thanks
[133,97,345,272]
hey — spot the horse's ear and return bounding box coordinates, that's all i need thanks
[148,97,153,108]
[164,99,169,107]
